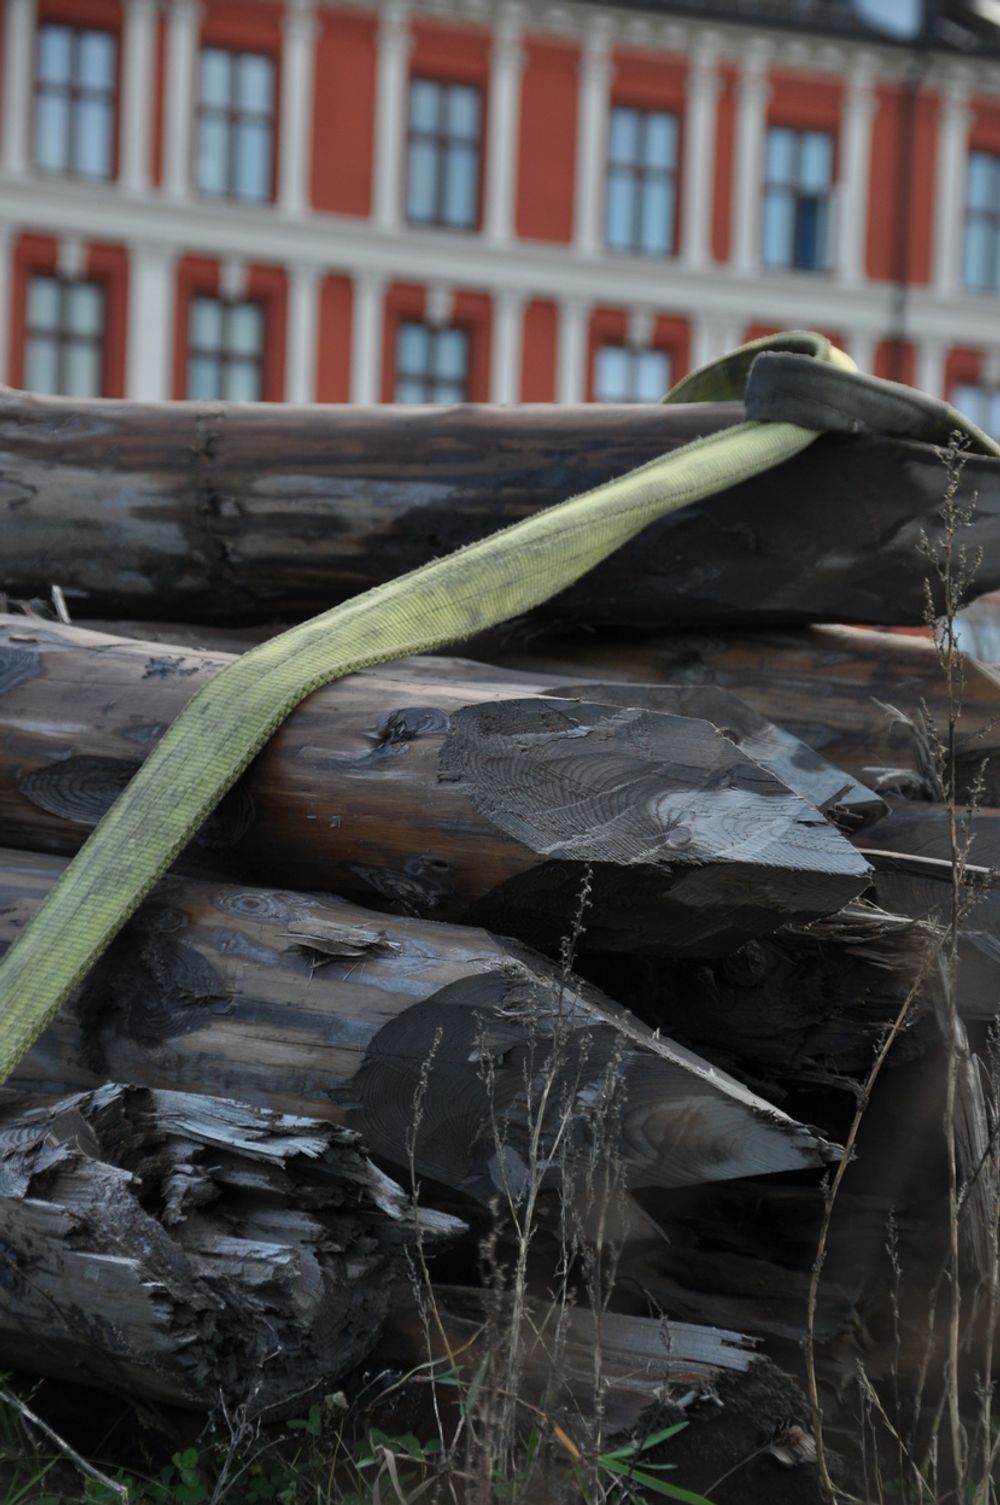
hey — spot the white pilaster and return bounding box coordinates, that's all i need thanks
[279,0,317,215]
[126,242,176,400]
[917,335,947,399]
[373,1,412,230]
[164,0,201,199]
[573,16,614,256]
[350,271,386,403]
[121,0,158,194]
[933,74,972,296]
[680,32,721,270]
[837,54,877,286]
[848,329,877,376]
[689,310,739,372]
[491,288,524,403]
[484,4,524,243]
[2,0,36,177]
[732,39,771,276]
[0,227,13,384]
[556,296,589,402]
[286,262,320,403]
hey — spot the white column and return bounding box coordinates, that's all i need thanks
[933,74,972,296]
[837,54,877,286]
[286,262,321,403]
[917,336,947,399]
[731,39,771,276]
[372,1,411,230]
[573,16,614,256]
[126,243,176,400]
[279,0,317,215]
[164,0,201,199]
[350,271,386,403]
[848,329,877,376]
[120,0,158,193]
[2,0,36,177]
[491,289,524,403]
[0,227,13,384]
[680,32,721,270]
[689,309,738,372]
[556,296,589,403]
[484,4,524,243]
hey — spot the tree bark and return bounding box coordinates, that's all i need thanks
[463,623,1000,803]
[3,388,999,628]
[0,847,840,1200]
[0,1082,462,1413]
[0,618,870,957]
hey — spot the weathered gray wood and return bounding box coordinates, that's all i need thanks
[0,618,871,956]
[463,623,1000,804]
[4,388,1000,630]
[0,848,841,1200]
[0,1083,462,1412]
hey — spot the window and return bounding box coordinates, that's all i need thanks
[187,297,266,401]
[954,383,1000,439]
[196,48,275,202]
[762,127,833,271]
[24,276,105,396]
[594,345,671,403]
[605,106,678,256]
[406,79,481,230]
[34,24,116,179]
[965,152,1000,292]
[395,323,469,403]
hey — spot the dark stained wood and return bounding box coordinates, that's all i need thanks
[0,1082,462,1412]
[462,623,1000,803]
[860,799,1000,868]
[0,618,870,956]
[4,389,1000,628]
[0,847,841,1199]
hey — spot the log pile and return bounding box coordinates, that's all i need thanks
[3,392,1000,1502]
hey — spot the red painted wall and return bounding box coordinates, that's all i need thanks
[712,65,737,263]
[875,339,916,386]
[867,82,937,285]
[316,274,353,402]
[521,299,557,400]
[516,37,578,243]
[172,255,287,401]
[311,9,376,216]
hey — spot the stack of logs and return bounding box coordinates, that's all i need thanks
[3,389,1000,1502]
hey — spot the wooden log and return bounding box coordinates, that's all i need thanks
[463,623,1000,803]
[0,618,870,957]
[0,1082,463,1412]
[77,621,886,831]
[0,847,841,1199]
[4,389,1000,629]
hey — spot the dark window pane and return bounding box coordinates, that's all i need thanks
[965,153,1000,291]
[396,377,426,403]
[398,323,429,375]
[800,131,833,192]
[75,95,113,177]
[188,355,222,400]
[200,49,231,107]
[762,189,794,265]
[37,26,72,84]
[443,143,477,226]
[595,346,631,402]
[609,108,639,165]
[766,127,795,184]
[644,112,676,170]
[447,85,480,139]
[35,90,69,171]
[191,297,224,350]
[67,283,103,335]
[606,169,635,249]
[27,276,60,330]
[229,303,264,355]
[196,115,229,195]
[63,340,102,397]
[434,329,467,379]
[237,54,273,112]
[224,359,262,401]
[968,153,995,212]
[636,350,670,401]
[235,119,272,200]
[25,335,60,394]
[79,30,115,88]
[406,139,438,221]
[639,178,672,255]
[409,80,439,131]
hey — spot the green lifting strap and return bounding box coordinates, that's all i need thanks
[0,330,862,1084]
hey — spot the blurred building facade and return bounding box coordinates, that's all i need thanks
[3,0,1000,408]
